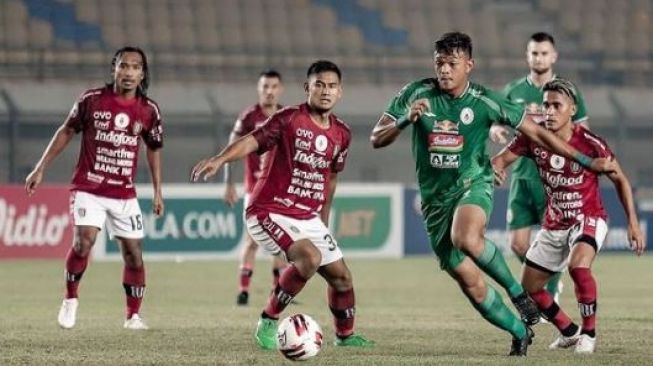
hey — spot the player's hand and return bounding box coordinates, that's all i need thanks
[25,168,44,196]
[589,157,617,174]
[408,99,431,122]
[492,166,507,186]
[152,191,164,217]
[489,125,510,144]
[628,221,645,256]
[191,157,223,182]
[224,183,238,208]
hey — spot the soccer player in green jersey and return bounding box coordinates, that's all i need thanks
[490,32,589,303]
[370,32,615,356]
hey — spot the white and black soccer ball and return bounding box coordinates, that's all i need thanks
[276,314,323,361]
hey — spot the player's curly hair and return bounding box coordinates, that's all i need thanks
[543,78,578,104]
[108,46,150,96]
[434,32,473,58]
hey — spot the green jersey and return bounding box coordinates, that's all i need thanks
[385,78,525,208]
[503,75,588,181]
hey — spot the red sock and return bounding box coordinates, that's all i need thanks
[570,267,597,335]
[328,287,356,338]
[530,288,573,331]
[239,265,253,293]
[263,265,307,319]
[64,247,89,299]
[123,265,146,319]
[272,266,284,289]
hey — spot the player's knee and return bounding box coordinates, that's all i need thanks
[74,234,96,257]
[510,241,528,257]
[294,246,322,277]
[451,231,482,252]
[330,270,353,291]
[246,239,259,251]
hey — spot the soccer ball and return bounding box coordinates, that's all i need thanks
[276,314,323,361]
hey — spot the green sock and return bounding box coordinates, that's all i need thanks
[545,272,562,297]
[473,239,523,299]
[470,285,527,339]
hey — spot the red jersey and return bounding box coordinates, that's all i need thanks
[508,124,613,229]
[246,103,351,219]
[64,86,163,199]
[232,104,280,193]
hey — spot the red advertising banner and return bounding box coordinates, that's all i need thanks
[0,185,72,259]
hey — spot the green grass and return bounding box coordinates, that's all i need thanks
[1,255,652,365]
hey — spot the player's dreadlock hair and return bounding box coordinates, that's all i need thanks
[543,78,578,104]
[530,32,555,46]
[108,46,150,97]
[307,60,342,81]
[434,32,473,58]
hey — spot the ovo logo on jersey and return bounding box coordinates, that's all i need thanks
[114,113,130,130]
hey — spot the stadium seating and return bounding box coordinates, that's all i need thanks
[0,0,652,188]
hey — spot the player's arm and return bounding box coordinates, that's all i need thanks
[25,122,76,196]
[320,173,338,226]
[370,99,430,148]
[516,118,614,173]
[145,147,164,216]
[490,147,520,186]
[223,121,242,207]
[191,134,259,182]
[606,158,645,256]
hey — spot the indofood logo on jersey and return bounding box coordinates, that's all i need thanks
[95,130,138,147]
[544,172,584,188]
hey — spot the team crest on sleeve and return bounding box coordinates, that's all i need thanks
[550,154,565,170]
[460,107,474,125]
[114,113,130,130]
[315,135,328,152]
[132,121,143,135]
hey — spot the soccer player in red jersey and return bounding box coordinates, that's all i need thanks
[192,60,374,349]
[223,70,290,306]
[492,78,645,354]
[25,47,164,330]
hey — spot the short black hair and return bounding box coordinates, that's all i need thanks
[543,78,577,104]
[109,46,150,96]
[259,69,282,81]
[530,32,555,46]
[434,32,472,58]
[306,60,342,81]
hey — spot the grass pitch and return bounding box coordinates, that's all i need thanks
[1,255,652,365]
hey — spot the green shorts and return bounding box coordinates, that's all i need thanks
[423,180,494,271]
[507,179,546,230]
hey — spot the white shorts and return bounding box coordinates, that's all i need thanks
[70,191,144,239]
[526,216,608,273]
[246,212,343,267]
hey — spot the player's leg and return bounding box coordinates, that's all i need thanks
[568,217,607,354]
[236,234,258,306]
[59,191,106,329]
[247,213,322,349]
[116,237,148,330]
[107,196,148,329]
[271,252,287,289]
[523,265,580,349]
[507,179,535,262]
[446,257,533,356]
[451,203,539,325]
